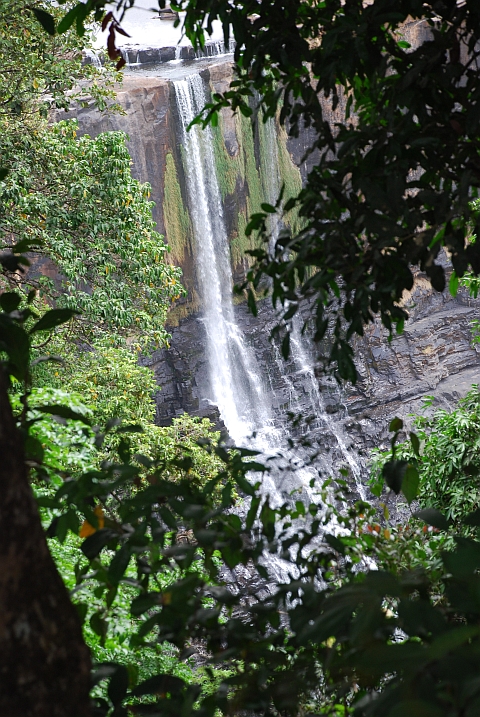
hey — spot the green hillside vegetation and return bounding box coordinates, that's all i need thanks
[3,1,480,716]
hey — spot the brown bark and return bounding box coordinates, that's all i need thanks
[0,368,91,716]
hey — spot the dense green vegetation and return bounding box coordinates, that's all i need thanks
[1,119,184,349]
[3,1,480,716]
[0,4,225,708]
[370,388,480,524]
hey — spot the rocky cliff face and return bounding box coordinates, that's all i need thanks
[74,53,480,473]
[144,272,480,458]
[73,60,303,320]
[348,273,480,453]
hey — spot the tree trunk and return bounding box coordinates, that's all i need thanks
[0,368,91,716]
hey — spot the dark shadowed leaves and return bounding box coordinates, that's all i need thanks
[30,7,55,35]
[414,508,449,531]
[30,308,78,333]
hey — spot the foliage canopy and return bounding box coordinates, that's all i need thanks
[1,121,184,348]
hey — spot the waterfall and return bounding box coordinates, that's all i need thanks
[83,49,103,68]
[193,39,236,59]
[173,71,364,501]
[174,75,279,449]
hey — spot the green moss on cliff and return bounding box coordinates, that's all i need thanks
[211,109,265,268]
[276,123,303,233]
[230,209,248,267]
[166,288,201,327]
[208,98,303,271]
[240,113,262,217]
[211,118,243,198]
[163,152,191,265]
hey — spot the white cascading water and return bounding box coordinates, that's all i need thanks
[174,72,364,506]
[84,49,103,68]
[174,75,281,451]
[194,39,236,59]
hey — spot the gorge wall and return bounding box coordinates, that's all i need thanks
[74,61,305,321]
[73,52,480,486]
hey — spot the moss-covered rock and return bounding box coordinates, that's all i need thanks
[163,152,192,265]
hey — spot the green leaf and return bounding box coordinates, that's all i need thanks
[75,602,88,625]
[107,664,129,707]
[24,435,44,463]
[246,496,260,530]
[383,460,407,494]
[428,625,480,659]
[0,292,21,313]
[55,510,79,543]
[389,417,403,432]
[108,546,131,585]
[158,506,178,530]
[36,404,91,426]
[0,253,30,273]
[0,319,30,379]
[92,664,117,687]
[234,472,256,496]
[260,203,276,213]
[57,4,81,33]
[30,308,78,333]
[402,464,419,504]
[126,663,139,689]
[35,495,60,509]
[31,7,55,35]
[116,424,144,434]
[449,271,459,297]
[414,508,449,531]
[247,288,258,317]
[131,674,185,697]
[410,431,420,456]
[386,700,442,717]
[464,509,480,526]
[325,534,346,555]
[81,529,118,560]
[90,612,108,640]
[131,593,159,616]
[10,237,42,254]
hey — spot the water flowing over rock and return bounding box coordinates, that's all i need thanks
[73,53,480,498]
[173,73,277,448]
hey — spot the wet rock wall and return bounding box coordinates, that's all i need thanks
[72,51,480,460]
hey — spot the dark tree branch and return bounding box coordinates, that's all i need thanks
[0,367,91,717]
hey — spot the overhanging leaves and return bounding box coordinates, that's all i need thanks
[30,7,55,35]
[30,308,78,334]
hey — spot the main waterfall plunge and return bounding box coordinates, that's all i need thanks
[172,71,365,499]
[174,75,279,450]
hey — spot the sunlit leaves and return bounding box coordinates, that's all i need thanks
[1,121,185,349]
[370,385,480,523]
